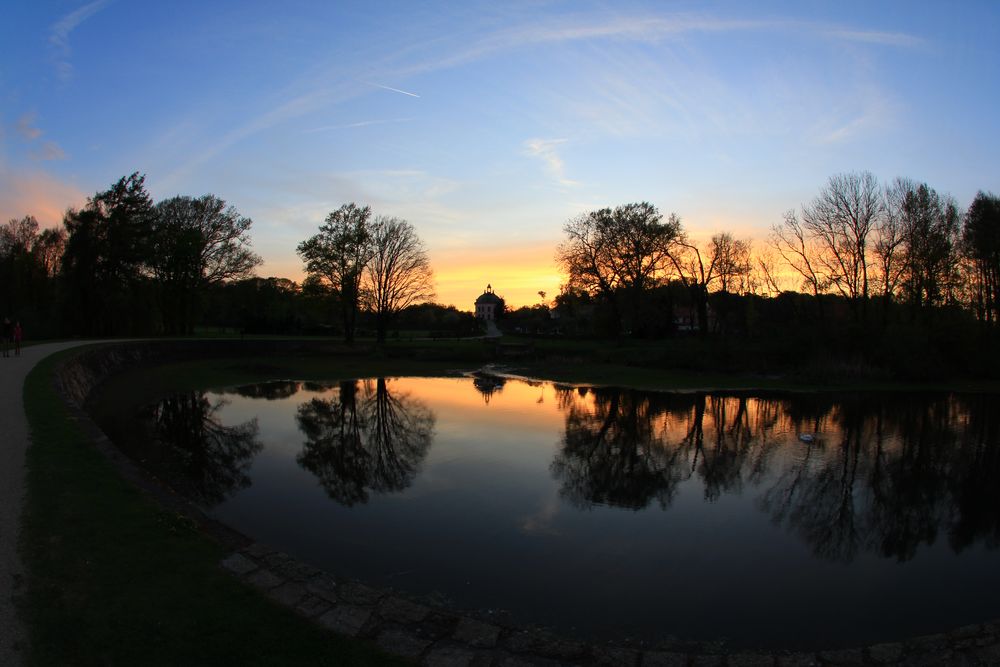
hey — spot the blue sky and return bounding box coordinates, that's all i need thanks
[2,0,998,307]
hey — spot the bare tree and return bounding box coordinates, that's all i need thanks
[872,178,911,304]
[800,171,882,314]
[708,232,753,294]
[752,246,784,297]
[666,233,715,336]
[362,216,435,344]
[769,210,825,301]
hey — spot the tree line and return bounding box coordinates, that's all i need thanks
[2,173,464,341]
[551,172,1000,378]
[2,172,262,337]
[4,168,998,378]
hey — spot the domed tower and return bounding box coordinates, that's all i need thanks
[474,284,504,321]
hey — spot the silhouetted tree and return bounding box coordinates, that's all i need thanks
[297,203,372,343]
[801,171,882,317]
[963,191,1000,324]
[873,178,911,304]
[296,379,435,505]
[556,202,680,336]
[362,216,435,344]
[0,216,63,329]
[151,194,262,334]
[898,183,960,312]
[61,172,155,335]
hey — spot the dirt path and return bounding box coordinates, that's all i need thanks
[0,341,104,666]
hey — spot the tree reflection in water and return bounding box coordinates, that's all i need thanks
[152,392,262,506]
[551,387,1000,562]
[231,380,301,400]
[295,378,435,506]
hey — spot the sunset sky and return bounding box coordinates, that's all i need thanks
[2,1,999,308]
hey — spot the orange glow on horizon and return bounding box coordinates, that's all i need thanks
[261,239,564,311]
[0,169,87,229]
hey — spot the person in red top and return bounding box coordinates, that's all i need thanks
[13,321,22,356]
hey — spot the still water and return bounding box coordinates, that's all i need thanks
[107,376,1000,649]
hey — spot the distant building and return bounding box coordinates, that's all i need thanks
[475,284,504,320]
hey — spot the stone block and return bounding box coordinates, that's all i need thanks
[266,581,306,607]
[504,629,587,661]
[728,652,776,666]
[318,604,373,638]
[246,567,284,591]
[453,617,502,648]
[641,650,688,667]
[295,594,331,619]
[375,627,433,659]
[774,654,819,667]
[900,649,956,667]
[817,648,865,666]
[592,645,640,666]
[242,542,275,559]
[423,644,478,667]
[971,643,1000,664]
[379,596,431,624]
[866,642,903,664]
[338,581,386,606]
[220,552,258,576]
[305,574,338,603]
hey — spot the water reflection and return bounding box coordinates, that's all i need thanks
[472,373,506,404]
[125,378,1000,647]
[232,380,301,400]
[295,379,435,506]
[152,392,262,505]
[551,389,1000,562]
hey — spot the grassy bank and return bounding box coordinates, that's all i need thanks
[20,349,402,666]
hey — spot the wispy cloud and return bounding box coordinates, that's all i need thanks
[13,113,69,161]
[31,141,68,161]
[825,29,923,48]
[304,117,414,133]
[811,85,893,145]
[525,138,578,187]
[367,82,421,98]
[394,14,921,78]
[16,113,42,140]
[49,0,114,80]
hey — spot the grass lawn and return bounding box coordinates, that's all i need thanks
[20,349,405,666]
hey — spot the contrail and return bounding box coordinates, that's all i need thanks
[367,82,421,98]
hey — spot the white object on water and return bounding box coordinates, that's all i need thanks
[798,433,816,443]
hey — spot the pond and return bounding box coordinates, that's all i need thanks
[98,375,1000,650]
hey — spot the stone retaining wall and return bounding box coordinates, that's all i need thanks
[53,341,1000,666]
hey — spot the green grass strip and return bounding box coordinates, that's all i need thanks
[20,349,402,666]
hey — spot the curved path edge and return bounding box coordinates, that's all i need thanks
[1,340,123,667]
[7,340,1000,666]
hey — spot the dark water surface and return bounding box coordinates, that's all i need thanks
[103,376,1000,649]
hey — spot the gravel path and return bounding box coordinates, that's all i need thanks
[0,341,102,667]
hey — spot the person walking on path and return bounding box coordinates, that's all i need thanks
[13,321,22,357]
[1,318,11,358]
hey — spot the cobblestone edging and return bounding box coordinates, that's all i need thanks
[52,341,1000,667]
[219,541,1000,667]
